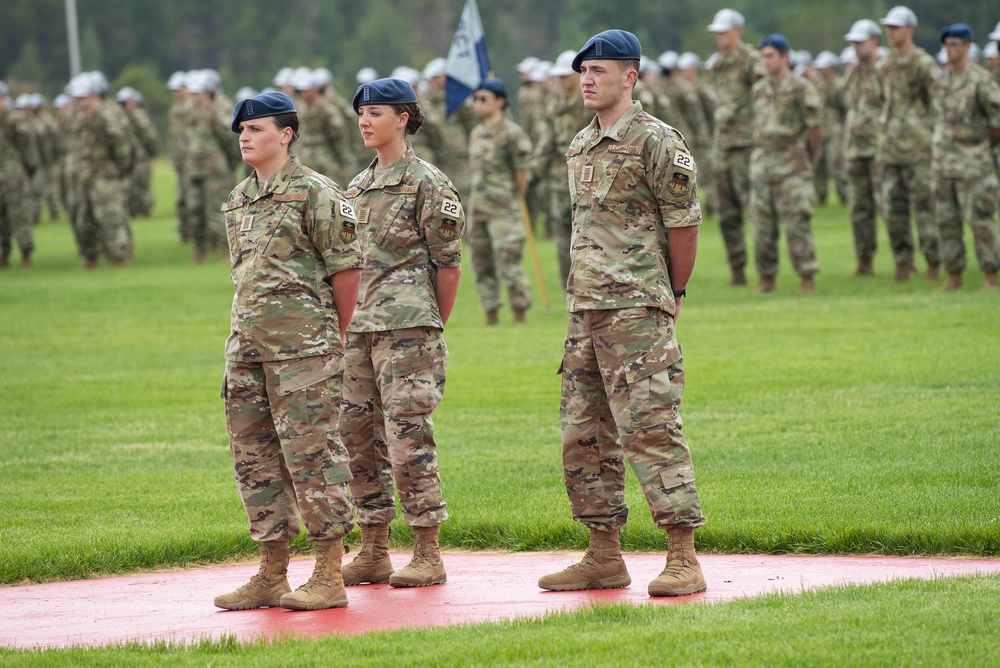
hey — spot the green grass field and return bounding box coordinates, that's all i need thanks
[1,162,998,662]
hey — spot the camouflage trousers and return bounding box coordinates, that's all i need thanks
[713,145,752,270]
[223,354,355,544]
[935,174,1000,274]
[560,308,706,532]
[174,164,191,242]
[128,159,153,218]
[879,162,940,266]
[694,141,716,215]
[469,214,532,314]
[846,157,879,263]
[75,175,132,262]
[815,133,848,205]
[187,173,231,254]
[340,327,449,527]
[549,178,572,291]
[0,176,36,259]
[750,175,820,278]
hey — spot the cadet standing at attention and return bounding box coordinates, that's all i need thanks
[468,79,534,325]
[877,6,942,283]
[749,35,823,294]
[215,92,362,612]
[339,78,464,588]
[538,30,707,598]
[843,19,885,277]
[0,81,41,269]
[706,9,764,287]
[932,24,1000,291]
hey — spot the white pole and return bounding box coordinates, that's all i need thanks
[66,0,81,77]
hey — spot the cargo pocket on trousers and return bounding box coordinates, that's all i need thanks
[277,356,340,396]
[659,461,697,516]
[391,344,446,416]
[624,343,683,428]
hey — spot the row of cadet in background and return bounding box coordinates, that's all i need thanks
[2,7,999,295]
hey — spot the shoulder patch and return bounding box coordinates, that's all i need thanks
[609,144,641,156]
[672,151,694,171]
[339,200,357,220]
[666,172,691,199]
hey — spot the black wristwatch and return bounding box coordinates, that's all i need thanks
[675,289,686,298]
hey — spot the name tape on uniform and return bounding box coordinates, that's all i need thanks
[673,151,694,170]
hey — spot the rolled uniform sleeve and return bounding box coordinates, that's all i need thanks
[419,183,465,268]
[510,127,534,172]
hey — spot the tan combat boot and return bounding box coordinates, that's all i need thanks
[280,542,349,610]
[648,525,707,597]
[730,267,747,286]
[983,272,998,290]
[757,276,776,293]
[938,272,963,293]
[853,258,874,276]
[214,542,291,610]
[798,275,816,294]
[514,310,526,323]
[342,523,394,585]
[925,263,940,283]
[537,528,631,591]
[485,311,499,326]
[389,526,447,587]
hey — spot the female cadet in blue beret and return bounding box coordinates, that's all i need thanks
[214,92,363,611]
[339,78,465,588]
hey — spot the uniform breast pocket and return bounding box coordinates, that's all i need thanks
[260,205,308,260]
[374,195,416,249]
[595,155,639,213]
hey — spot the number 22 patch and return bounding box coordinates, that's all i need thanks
[673,151,694,170]
[441,198,462,218]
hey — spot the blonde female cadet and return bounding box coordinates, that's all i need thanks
[339,78,464,588]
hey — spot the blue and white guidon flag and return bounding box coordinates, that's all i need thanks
[445,0,492,118]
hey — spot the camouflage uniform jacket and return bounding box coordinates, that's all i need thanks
[878,47,940,164]
[0,107,40,185]
[818,75,847,140]
[750,72,822,183]
[532,88,593,183]
[565,101,700,315]
[708,41,765,149]
[932,63,1000,179]
[468,115,532,220]
[222,156,362,362]
[76,100,133,181]
[126,106,159,160]
[186,99,240,178]
[344,147,464,333]
[297,97,347,174]
[168,100,193,169]
[843,58,884,160]
[664,77,711,147]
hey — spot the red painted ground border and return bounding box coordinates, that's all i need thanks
[3,552,1000,649]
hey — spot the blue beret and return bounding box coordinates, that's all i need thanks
[476,78,508,97]
[352,77,418,114]
[940,23,973,43]
[572,29,642,73]
[231,92,296,133]
[759,34,791,53]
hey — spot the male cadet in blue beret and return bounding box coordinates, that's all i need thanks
[749,34,822,293]
[538,30,708,597]
[932,24,1000,291]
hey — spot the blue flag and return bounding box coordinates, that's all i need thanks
[445,0,491,118]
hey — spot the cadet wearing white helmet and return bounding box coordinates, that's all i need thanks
[877,5,942,283]
[812,50,848,208]
[842,18,885,276]
[0,83,42,267]
[117,86,159,218]
[706,8,765,286]
[168,71,195,243]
